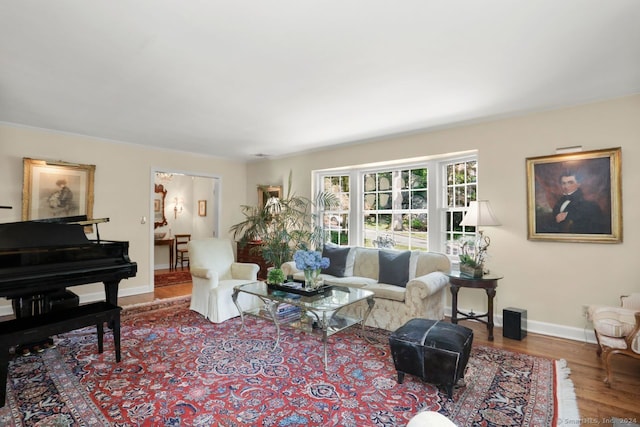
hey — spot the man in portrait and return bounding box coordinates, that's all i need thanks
[550,170,609,234]
[535,163,611,235]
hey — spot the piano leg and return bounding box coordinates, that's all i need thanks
[103,280,120,306]
[103,280,121,330]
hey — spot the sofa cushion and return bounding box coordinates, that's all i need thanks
[322,275,378,288]
[321,244,355,277]
[378,250,411,287]
[363,282,406,302]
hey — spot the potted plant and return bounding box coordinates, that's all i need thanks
[458,235,490,278]
[230,171,339,270]
[266,267,286,285]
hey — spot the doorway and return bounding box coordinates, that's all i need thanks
[151,169,220,291]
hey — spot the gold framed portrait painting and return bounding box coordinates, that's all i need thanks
[22,158,96,221]
[525,147,622,243]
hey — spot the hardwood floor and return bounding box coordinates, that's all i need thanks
[121,278,640,425]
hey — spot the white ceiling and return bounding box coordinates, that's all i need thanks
[1,1,639,161]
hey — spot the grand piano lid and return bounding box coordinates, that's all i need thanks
[0,216,110,250]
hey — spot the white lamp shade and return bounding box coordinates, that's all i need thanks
[459,200,501,227]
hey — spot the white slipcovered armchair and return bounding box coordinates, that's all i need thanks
[187,238,262,323]
[587,293,640,385]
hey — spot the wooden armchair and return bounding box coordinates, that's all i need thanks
[587,293,640,385]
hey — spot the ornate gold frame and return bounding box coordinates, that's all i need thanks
[22,158,96,221]
[525,147,622,243]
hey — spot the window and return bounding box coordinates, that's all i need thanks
[443,159,478,256]
[315,153,477,255]
[363,168,428,250]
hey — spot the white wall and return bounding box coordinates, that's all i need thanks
[0,124,248,312]
[246,95,640,341]
[192,176,218,239]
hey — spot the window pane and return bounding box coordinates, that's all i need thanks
[364,174,376,191]
[411,169,427,189]
[378,213,392,231]
[455,187,465,207]
[412,190,427,209]
[401,171,410,189]
[467,161,477,183]
[378,172,392,190]
[454,163,466,184]
[447,164,454,185]
[401,190,410,209]
[467,184,477,202]
[341,176,350,192]
[378,192,392,209]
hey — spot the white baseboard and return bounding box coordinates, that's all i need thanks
[444,306,597,345]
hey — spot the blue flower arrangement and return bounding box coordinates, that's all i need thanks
[294,250,330,271]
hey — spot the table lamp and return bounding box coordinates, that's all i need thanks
[460,200,501,230]
[459,200,501,275]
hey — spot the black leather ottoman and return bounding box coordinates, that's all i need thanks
[389,319,473,398]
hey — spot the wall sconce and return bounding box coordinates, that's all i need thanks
[173,197,183,219]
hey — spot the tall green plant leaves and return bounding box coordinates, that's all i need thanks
[230,171,339,268]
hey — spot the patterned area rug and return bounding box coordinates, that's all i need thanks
[154,270,192,287]
[0,299,579,426]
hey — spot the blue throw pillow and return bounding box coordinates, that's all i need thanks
[378,250,411,287]
[321,245,352,277]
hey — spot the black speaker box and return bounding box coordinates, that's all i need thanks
[503,307,527,340]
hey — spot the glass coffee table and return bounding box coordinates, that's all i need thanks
[232,282,375,368]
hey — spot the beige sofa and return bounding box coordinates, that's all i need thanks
[281,246,451,331]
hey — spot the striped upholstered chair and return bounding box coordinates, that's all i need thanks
[587,293,640,385]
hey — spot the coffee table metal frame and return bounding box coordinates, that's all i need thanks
[232,282,375,368]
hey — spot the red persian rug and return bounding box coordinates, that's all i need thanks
[0,298,579,426]
[154,270,192,287]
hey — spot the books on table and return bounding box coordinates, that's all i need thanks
[260,303,302,322]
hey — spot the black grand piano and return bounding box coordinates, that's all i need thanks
[0,215,137,406]
[0,215,137,310]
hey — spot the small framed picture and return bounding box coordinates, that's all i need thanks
[525,147,622,243]
[258,185,282,207]
[22,158,95,221]
[198,200,207,217]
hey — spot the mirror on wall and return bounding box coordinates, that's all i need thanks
[154,184,167,229]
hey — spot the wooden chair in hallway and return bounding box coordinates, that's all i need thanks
[174,234,191,270]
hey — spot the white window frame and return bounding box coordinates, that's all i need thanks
[314,152,478,256]
[438,154,479,257]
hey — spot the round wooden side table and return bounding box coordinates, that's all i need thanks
[447,271,503,341]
